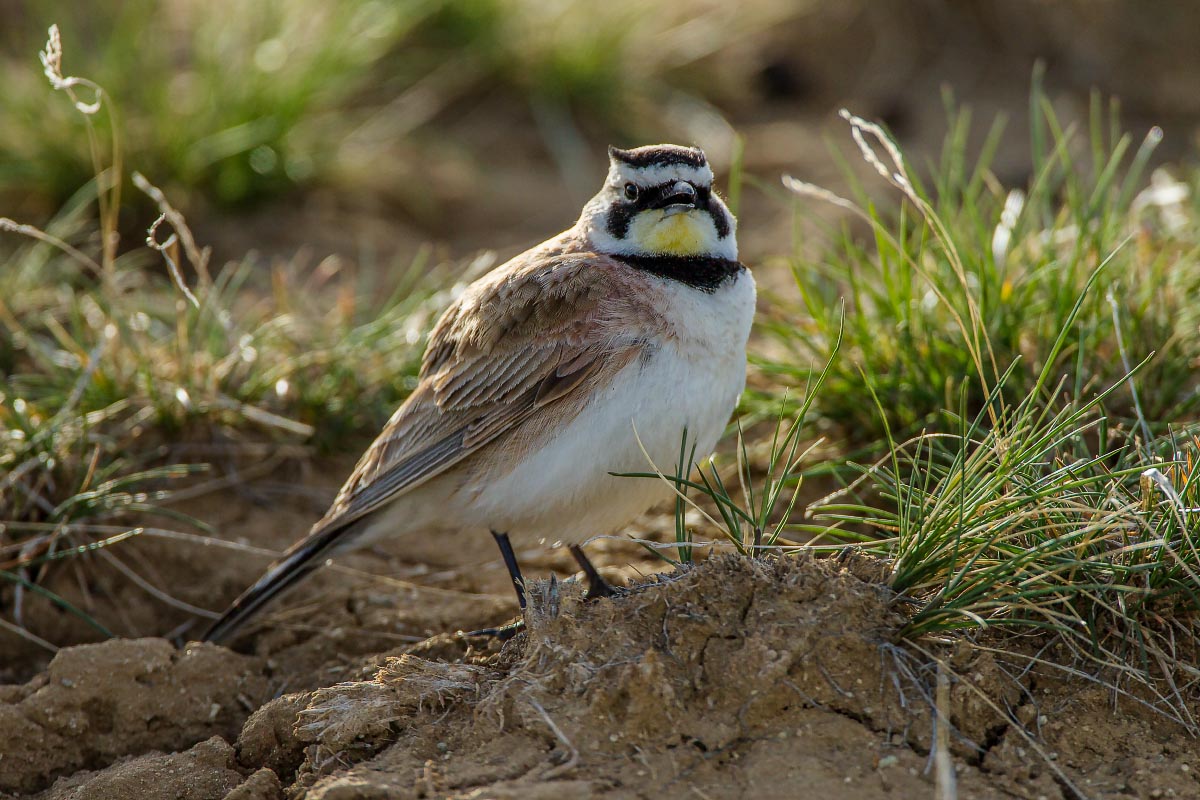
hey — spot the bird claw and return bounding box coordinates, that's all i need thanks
[475,533,613,642]
[462,618,525,640]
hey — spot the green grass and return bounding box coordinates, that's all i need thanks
[0,235,440,638]
[805,365,1200,729]
[2,0,416,208]
[753,75,1200,444]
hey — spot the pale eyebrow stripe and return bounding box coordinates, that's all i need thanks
[610,164,714,186]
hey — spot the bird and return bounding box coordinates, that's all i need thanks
[202,143,756,644]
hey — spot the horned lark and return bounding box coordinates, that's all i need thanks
[203,144,755,643]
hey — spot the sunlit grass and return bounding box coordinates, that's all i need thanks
[752,72,1200,443]
[2,0,414,208]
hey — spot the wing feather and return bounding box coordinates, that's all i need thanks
[203,248,659,643]
[317,251,646,530]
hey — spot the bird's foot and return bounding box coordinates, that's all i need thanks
[462,541,614,640]
[463,618,525,640]
[458,531,528,640]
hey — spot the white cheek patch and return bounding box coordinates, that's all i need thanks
[609,162,714,188]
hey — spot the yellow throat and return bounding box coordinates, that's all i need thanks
[627,210,717,257]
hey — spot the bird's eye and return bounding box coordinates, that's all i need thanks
[623,182,639,201]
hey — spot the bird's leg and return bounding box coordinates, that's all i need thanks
[491,530,527,611]
[569,544,615,600]
[463,531,527,640]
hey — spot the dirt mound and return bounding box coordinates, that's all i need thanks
[28,738,248,800]
[288,554,931,798]
[249,555,1200,799]
[0,639,268,796]
[2,556,1197,799]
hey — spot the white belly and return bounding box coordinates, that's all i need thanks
[464,270,756,542]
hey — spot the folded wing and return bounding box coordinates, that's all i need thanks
[202,251,648,642]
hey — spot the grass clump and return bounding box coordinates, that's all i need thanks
[759,74,1200,443]
[809,268,1200,725]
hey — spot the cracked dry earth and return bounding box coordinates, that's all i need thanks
[1,555,1198,799]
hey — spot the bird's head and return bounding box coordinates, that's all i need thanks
[580,144,737,261]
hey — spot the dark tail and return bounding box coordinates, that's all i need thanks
[202,522,353,644]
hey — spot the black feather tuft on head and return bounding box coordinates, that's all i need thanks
[608,144,707,169]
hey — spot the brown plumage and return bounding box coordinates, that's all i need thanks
[319,236,660,532]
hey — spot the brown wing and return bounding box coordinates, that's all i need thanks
[319,248,634,529]
[203,248,651,643]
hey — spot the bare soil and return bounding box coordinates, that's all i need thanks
[2,536,1197,799]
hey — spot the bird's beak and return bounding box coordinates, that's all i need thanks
[658,180,698,215]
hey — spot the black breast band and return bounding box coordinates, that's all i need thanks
[614,254,744,292]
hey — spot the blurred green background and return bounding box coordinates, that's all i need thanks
[2,0,1199,263]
